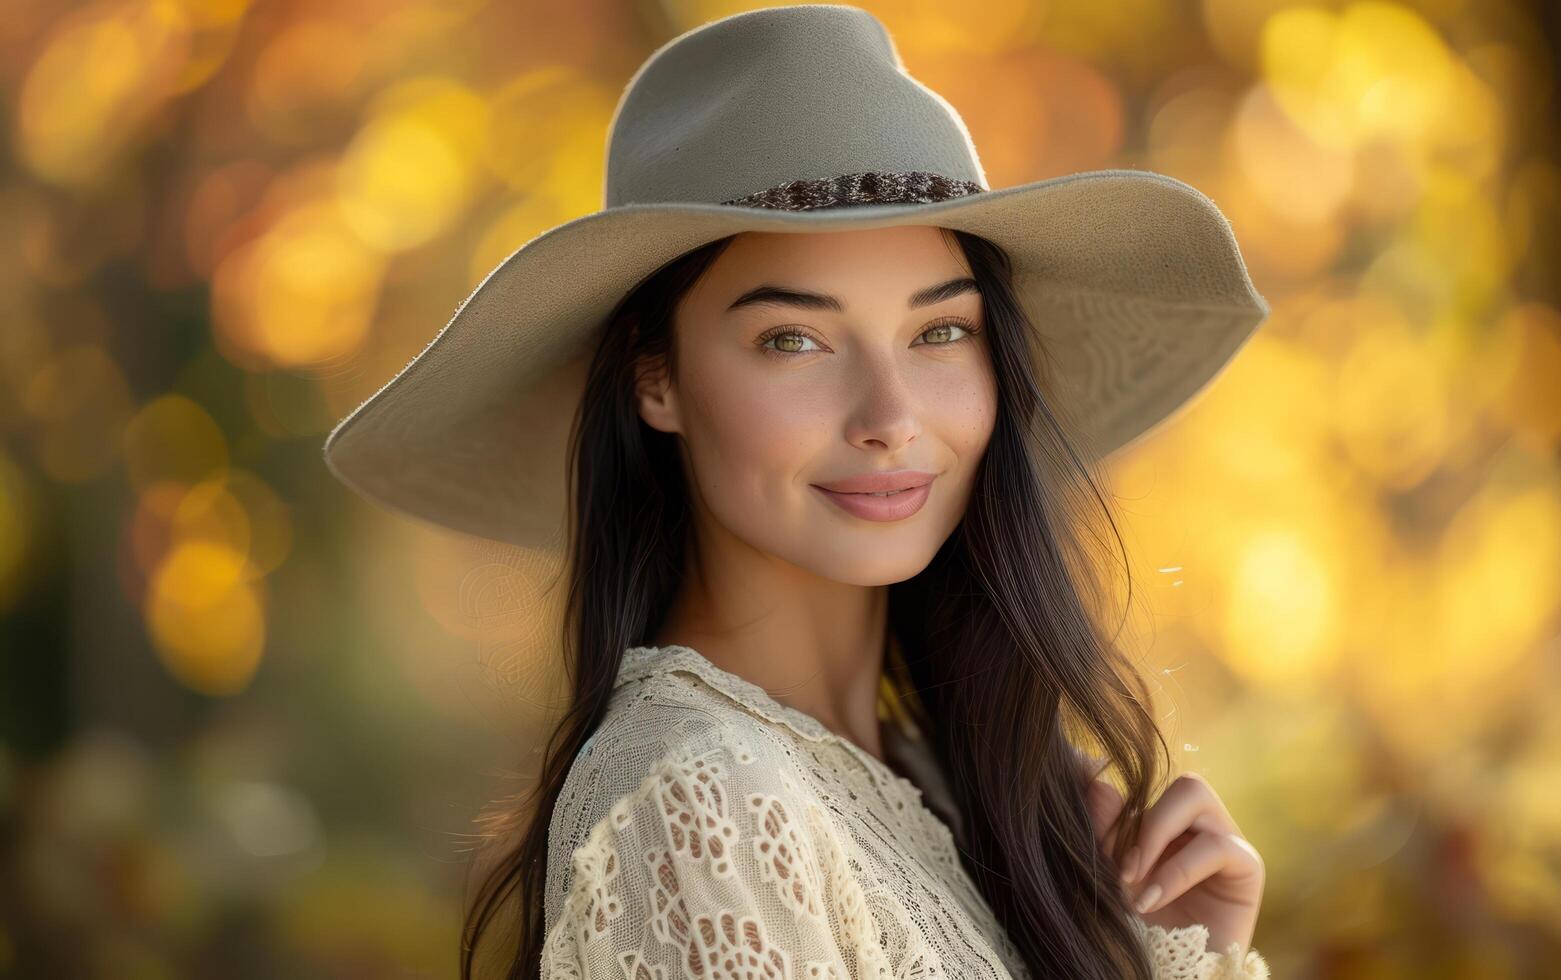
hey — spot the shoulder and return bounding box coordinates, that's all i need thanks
[553,683,810,835]
[579,655,821,793]
[539,689,872,979]
[543,678,820,927]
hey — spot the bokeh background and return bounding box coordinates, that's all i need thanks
[1,0,1558,976]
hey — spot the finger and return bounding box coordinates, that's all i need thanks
[1076,750,1134,874]
[1124,772,1240,885]
[1086,770,1123,836]
[1130,829,1259,915]
[1076,752,1123,838]
[1084,774,1126,852]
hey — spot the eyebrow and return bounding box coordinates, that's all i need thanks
[724,276,979,314]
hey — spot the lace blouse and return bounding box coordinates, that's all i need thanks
[540,644,1272,979]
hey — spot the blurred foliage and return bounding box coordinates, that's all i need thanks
[0,0,1558,977]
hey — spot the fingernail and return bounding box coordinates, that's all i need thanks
[1119,846,1140,882]
[1134,883,1162,914]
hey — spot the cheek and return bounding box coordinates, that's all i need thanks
[679,358,830,505]
[928,358,999,463]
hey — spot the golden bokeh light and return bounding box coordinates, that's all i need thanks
[23,344,136,484]
[484,67,615,212]
[1425,57,1505,184]
[231,478,293,583]
[1233,83,1356,225]
[1332,316,1450,491]
[247,19,367,144]
[864,0,1039,54]
[145,540,265,695]
[211,188,386,369]
[169,478,251,560]
[1435,459,1561,694]
[336,76,489,254]
[1217,154,1349,282]
[122,394,228,490]
[0,451,39,614]
[182,159,274,281]
[1033,0,1185,75]
[1200,0,1303,74]
[1399,168,1511,312]
[1221,527,1339,686]
[1486,303,1561,452]
[16,1,193,188]
[127,479,197,584]
[1259,2,1456,150]
[1145,70,1239,188]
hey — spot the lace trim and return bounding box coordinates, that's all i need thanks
[620,645,930,806]
[1130,916,1273,980]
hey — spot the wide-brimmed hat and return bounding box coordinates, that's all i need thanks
[322,3,1270,550]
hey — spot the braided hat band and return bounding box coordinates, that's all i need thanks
[720,170,986,211]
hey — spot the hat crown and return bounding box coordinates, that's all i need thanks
[604,4,988,209]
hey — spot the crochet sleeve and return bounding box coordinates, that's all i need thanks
[540,722,881,979]
[1131,915,1273,980]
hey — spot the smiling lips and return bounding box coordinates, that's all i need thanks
[813,470,937,494]
[810,469,937,522]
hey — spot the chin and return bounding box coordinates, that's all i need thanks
[796,540,944,587]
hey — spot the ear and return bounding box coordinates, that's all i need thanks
[633,352,682,435]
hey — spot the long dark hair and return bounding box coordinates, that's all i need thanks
[460,226,1169,979]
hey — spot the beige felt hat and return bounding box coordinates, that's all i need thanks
[322,3,1270,550]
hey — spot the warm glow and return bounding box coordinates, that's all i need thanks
[335,76,488,253]
[3,1,1556,973]
[145,540,266,695]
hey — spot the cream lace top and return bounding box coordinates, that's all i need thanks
[540,644,1272,979]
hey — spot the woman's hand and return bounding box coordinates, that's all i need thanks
[1083,761,1265,958]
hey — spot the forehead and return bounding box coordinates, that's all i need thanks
[691,226,974,307]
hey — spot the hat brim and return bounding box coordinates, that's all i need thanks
[323,167,1269,548]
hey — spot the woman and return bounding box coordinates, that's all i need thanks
[323,6,1274,979]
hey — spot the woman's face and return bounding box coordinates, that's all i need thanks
[637,225,998,586]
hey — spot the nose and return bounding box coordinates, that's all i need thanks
[841,356,923,453]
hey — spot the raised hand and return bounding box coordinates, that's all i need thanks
[1084,760,1265,958]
